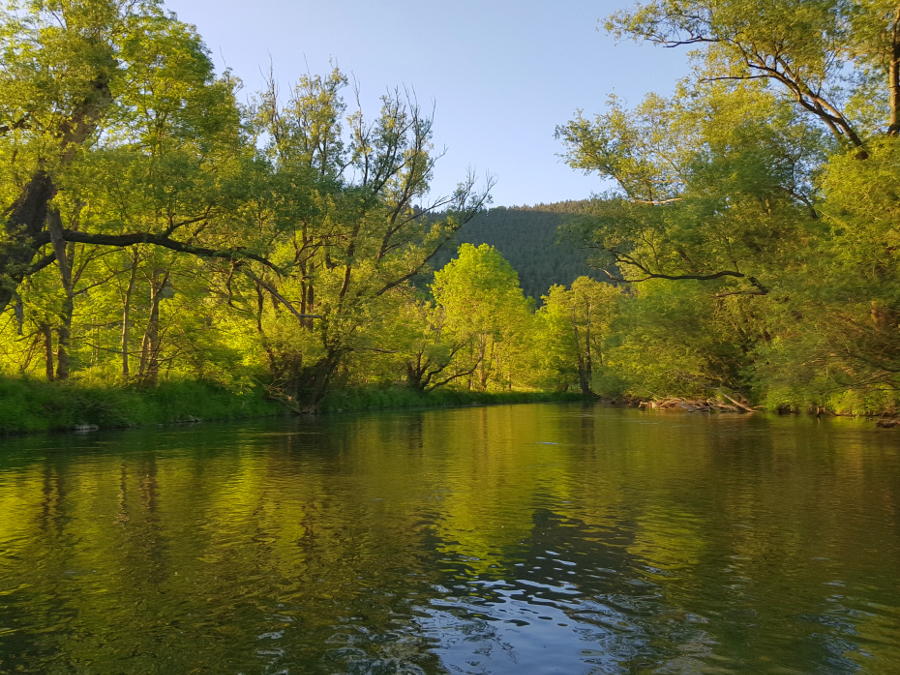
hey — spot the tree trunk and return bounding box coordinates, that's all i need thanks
[0,171,56,314]
[0,73,112,314]
[138,270,167,386]
[55,295,73,380]
[40,323,54,382]
[120,251,139,379]
[406,354,428,391]
[49,210,74,380]
[573,325,592,396]
[583,324,593,395]
[888,8,900,135]
[478,336,493,391]
[278,352,342,413]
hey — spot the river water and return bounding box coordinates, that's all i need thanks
[1,403,898,673]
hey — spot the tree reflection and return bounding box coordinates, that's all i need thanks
[0,407,898,672]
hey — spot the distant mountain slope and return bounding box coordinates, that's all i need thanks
[431,203,604,300]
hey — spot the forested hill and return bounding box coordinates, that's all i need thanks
[431,203,602,300]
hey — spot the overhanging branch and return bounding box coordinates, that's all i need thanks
[602,254,769,295]
[37,229,284,274]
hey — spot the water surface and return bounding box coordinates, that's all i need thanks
[1,403,898,673]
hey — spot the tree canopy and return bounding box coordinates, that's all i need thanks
[0,0,895,417]
[556,0,899,412]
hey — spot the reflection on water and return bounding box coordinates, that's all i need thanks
[0,404,898,673]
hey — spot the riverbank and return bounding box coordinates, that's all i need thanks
[0,377,588,435]
[319,387,586,413]
[0,377,283,434]
[3,377,893,436]
[625,394,898,427]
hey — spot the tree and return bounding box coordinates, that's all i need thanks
[556,0,899,409]
[431,244,532,391]
[238,71,492,410]
[605,0,900,143]
[753,138,900,411]
[560,0,899,293]
[0,0,275,318]
[371,295,480,393]
[537,277,621,395]
[0,6,497,407]
[609,280,760,400]
[557,82,821,298]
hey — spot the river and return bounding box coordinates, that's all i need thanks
[1,403,898,673]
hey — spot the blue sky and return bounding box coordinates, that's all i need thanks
[164,0,690,207]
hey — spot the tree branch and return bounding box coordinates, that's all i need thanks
[25,252,57,275]
[0,116,29,135]
[240,267,323,322]
[41,229,284,274]
[602,257,769,295]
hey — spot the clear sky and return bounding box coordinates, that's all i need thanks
[163,0,690,207]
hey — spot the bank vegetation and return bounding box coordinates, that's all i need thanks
[0,0,896,430]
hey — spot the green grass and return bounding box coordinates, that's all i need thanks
[320,386,586,413]
[0,377,589,435]
[0,377,282,434]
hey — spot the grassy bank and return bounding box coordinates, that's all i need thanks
[0,377,282,435]
[0,378,588,435]
[320,387,586,413]
[3,376,893,436]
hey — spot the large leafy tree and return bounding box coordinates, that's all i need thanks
[0,4,497,407]
[558,83,822,296]
[431,244,532,391]
[557,0,899,408]
[537,277,621,396]
[0,0,273,320]
[236,71,491,410]
[605,0,900,142]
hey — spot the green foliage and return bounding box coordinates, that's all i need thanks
[431,244,533,391]
[430,205,603,299]
[0,377,280,434]
[553,0,899,412]
[605,281,757,399]
[320,385,584,413]
[534,277,622,395]
[0,0,895,421]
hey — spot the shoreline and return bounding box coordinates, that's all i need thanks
[0,377,588,437]
[1,377,895,437]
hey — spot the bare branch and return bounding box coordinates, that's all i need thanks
[602,257,769,295]
[240,266,323,322]
[631,197,683,205]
